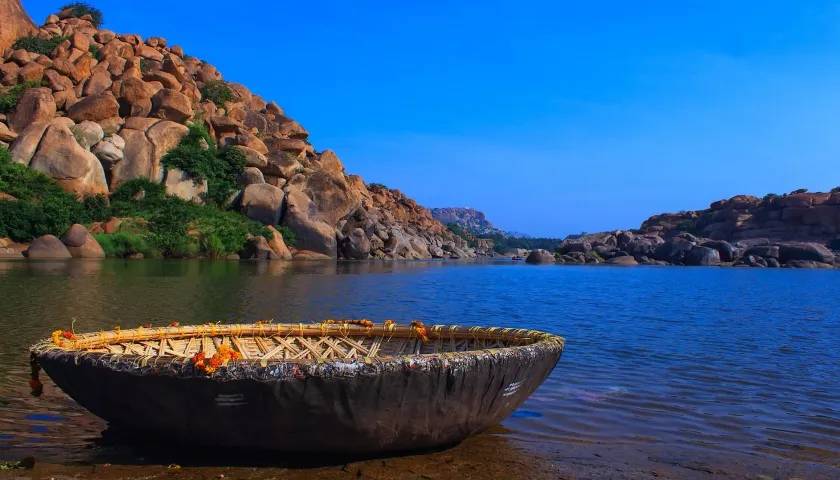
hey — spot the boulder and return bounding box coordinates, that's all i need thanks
[744,245,779,259]
[303,171,360,225]
[282,188,337,257]
[67,94,120,122]
[526,249,556,264]
[9,87,55,132]
[607,255,639,266]
[237,167,265,187]
[163,168,207,203]
[241,183,284,225]
[109,127,152,189]
[684,246,721,266]
[0,0,36,52]
[70,120,104,150]
[0,122,17,142]
[146,120,189,180]
[29,119,109,196]
[150,88,192,123]
[61,224,105,258]
[266,225,292,260]
[293,250,334,261]
[653,237,695,264]
[340,227,371,260]
[701,240,736,262]
[233,145,268,169]
[241,236,279,260]
[26,235,72,259]
[778,242,835,264]
[9,121,49,165]
[92,136,124,167]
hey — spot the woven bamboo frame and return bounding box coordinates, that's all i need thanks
[32,321,565,365]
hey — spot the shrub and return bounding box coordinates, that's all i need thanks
[59,3,103,27]
[94,233,157,258]
[367,183,388,190]
[0,147,84,241]
[161,123,244,207]
[792,188,808,194]
[831,187,840,194]
[200,80,234,108]
[12,35,68,56]
[0,81,43,113]
[276,225,297,247]
[88,44,100,59]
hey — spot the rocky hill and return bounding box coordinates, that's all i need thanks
[0,2,474,260]
[431,207,505,237]
[545,189,840,268]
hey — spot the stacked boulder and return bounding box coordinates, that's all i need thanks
[0,8,472,260]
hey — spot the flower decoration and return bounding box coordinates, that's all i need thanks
[411,321,430,343]
[191,344,242,375]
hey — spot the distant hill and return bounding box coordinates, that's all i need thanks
[431,208,505,237]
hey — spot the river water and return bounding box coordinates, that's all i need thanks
[0,260,837,479]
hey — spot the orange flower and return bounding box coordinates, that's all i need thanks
[192,345,241,375]
[411,321,430,343]
[168,321,180,327]
[52,330,76,346]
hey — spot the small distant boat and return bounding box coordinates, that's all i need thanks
[31,321,564,454]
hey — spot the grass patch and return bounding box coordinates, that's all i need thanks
[0,81,43,114]
[12,35,68,56]
[89,44,100,59]
[200,80,234,108]
[94,232,157,258]
[161,123,245,206]
[59,2,104,27]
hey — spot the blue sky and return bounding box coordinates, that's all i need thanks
[25,1,840,236]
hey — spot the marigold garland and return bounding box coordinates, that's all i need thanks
[411,321,430,343]
[191,344,242,375]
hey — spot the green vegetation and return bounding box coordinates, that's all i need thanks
[0,146,106,241]
[59,2,104,27]
[791,188,809,194]
[0,146,270,258]
[367,183,388,190]
[200,80,234,107]
[0,81,43,113]
[12,35,68,56]
[275,225,297,247]
[88,44,100,59]
[104,178,270,258]
[445,223,562,254]
[161,123,245,206]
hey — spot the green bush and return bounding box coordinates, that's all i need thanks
[109,176,270,258]
[0,147,85,241]
[161,123,244,207]
[367,183,388,190]
[0,81,43,114]
[94,232,157,258]
[12,35,68,56]
[88,44,100,59]
[200,80,234,107]
[276,225,297,247]
[59,3,103,27]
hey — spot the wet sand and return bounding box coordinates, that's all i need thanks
[1,431,838,480]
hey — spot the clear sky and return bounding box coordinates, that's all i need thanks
[24,1,840,237]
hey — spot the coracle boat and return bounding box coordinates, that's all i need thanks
[31,320,564,454]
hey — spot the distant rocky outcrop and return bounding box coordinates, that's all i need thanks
[431,207,505,237]
[552,189,840,268]
[0,2,474,261]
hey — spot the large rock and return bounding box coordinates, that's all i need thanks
[146,120,188,181]
[607,255,639,266]
[9,121,49,165]
[526,249,556,264]
[26,235,72,259]
[684,246,721,266]
[303,171,360,225]
[61,224,105,258]
[164,168,207,203]
[29,119,109,196]
[0,0,36,52]
[266,225,292,260]
[340,227,371,260]
[241,183,284,225]
[67,94,120,122]
[9,87,55,132]
[779,242,835,264]
[701,240,736,262]
[282,188,337,257]
[151,89,192,123]
[653,237,695,264]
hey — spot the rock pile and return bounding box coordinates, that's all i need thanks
[551,191,840,268]
[0,5,472,260]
